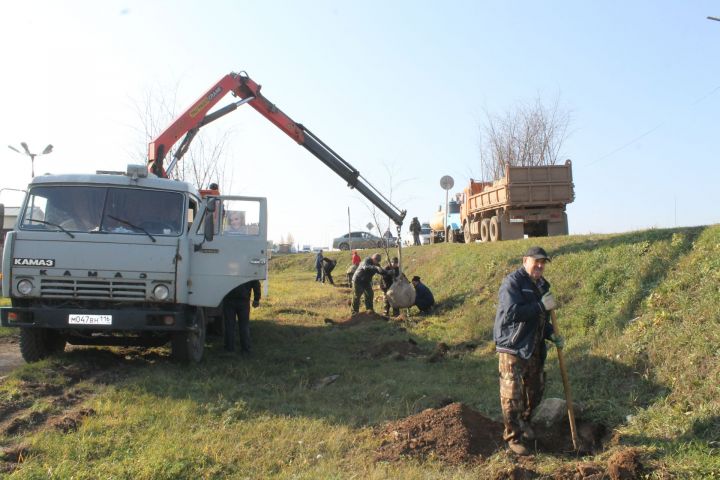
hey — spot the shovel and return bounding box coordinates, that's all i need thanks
[550,309,580,451]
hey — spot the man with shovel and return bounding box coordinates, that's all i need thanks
[493,246,564,456]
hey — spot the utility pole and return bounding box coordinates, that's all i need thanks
[8,142,53,178]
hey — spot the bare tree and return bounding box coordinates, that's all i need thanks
[174,131,233,190]
[128,81,234,190]
[478,94,571,181]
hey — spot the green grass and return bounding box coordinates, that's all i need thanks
[0,297,14,337]
[1,225,719,478]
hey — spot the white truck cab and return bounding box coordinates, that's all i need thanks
[1,165,267,362]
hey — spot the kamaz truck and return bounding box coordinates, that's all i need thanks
[1,71,405,363]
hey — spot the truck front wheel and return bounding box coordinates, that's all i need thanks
[19,328,65,362]
[171,308,206,363]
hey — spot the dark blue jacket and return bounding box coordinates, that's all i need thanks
[414,281,435,310]
[493,267,553,360]
[352,257,383,287]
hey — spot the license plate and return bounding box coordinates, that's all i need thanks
[68,314,112,325]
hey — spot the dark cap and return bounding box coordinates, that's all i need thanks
[523,246,550,261]
[411,276,421,282]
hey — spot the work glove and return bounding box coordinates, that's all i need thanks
[252,300,260,308]
[541,292,556,311]
[549,334,565,349]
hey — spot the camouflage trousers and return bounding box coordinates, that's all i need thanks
[498,351,545,443]
[351,282,374,314]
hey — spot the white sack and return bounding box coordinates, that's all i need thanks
[386,274,415,308]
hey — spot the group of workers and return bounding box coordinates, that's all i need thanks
[227,236,562,457]
[317,248,436,316]
[345,251,435,316]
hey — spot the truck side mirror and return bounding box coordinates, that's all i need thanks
[203,198,217,242]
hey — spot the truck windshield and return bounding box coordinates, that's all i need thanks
[21,186,184,236]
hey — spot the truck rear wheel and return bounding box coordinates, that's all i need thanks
[489,216,500,241]
[19,328,65,362]
[171,308,206,363]
[480,219,490,242]
[463,222,472,243]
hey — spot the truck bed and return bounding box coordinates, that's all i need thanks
[466,163,574,213]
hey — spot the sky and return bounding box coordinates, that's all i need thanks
[1,1,718,249]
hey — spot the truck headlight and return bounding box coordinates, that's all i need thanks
[153,284,170,301]
[17,279,33,296]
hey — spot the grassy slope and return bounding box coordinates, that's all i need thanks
[2,225,718,478]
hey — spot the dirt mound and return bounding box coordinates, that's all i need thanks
[49,407,96,433]
[366,339,425,359]
[325,311,387,327]
[376,402,504,464]
[607,448,643,480]
[493,465,539,479]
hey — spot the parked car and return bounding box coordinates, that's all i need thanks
[332,231,386,250]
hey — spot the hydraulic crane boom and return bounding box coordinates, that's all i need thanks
[148,71,406,226]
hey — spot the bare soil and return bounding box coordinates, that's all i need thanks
[0,336,23,377]
[375,402,505,464]
[324,311,388,327]
[0,345,151,473]
[375,401,642,479]
[607,448,644,480]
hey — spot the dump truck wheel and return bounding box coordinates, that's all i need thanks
[480,219,490,242]
[447,227,455,243]
[463,222,471,243]
[19,328,51,362]
[171,308,206,363]
[489,216,500,241]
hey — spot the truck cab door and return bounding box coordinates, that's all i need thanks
[188,196,267,307]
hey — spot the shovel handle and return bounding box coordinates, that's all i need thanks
[551,309,580,451]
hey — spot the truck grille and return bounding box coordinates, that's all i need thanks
[40,279,147,300]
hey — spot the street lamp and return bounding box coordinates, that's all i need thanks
[7,142,53,178]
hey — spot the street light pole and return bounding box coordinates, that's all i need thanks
[7,142,53,178]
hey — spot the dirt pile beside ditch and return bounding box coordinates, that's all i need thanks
[324,311,387,327]
[375,402,505,464]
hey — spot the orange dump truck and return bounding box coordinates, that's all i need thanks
[460,160,574,243]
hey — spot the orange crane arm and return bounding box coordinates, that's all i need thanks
[147,71,405,225]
